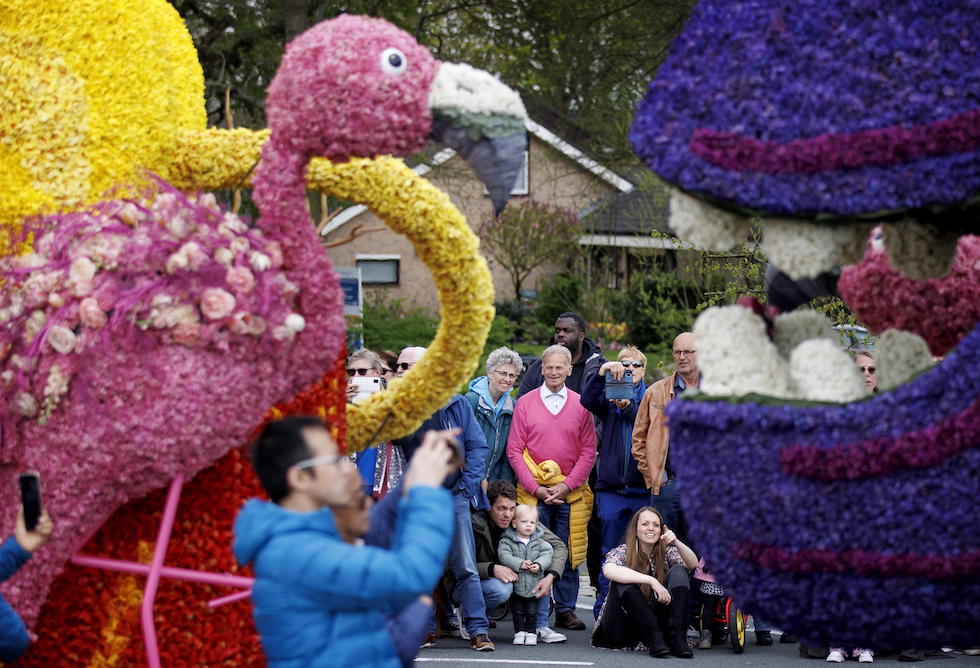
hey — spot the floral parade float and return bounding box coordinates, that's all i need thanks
[1,1,527,664]
[630,0,979,650]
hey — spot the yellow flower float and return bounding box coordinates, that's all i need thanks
[0,0,525,450]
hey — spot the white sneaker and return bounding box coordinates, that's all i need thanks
[858,651,874,663]
[536,627,567,643]
[513,631,526,645]
[455,607,470,641]
[827,650,845,663]
[524,633,537,646]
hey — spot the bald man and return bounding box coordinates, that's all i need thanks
[631,332,700,543]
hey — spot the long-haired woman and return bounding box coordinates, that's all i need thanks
[592,506,698,658]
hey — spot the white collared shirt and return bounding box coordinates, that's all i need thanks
[539,384,568,415]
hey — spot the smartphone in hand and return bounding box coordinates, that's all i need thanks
[19,472,41,531]
[349,376,384,403]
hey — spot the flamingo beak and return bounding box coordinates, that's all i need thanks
[428,62,528,216]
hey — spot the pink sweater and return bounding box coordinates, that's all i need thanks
[506,388,597,494]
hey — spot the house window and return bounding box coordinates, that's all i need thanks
[484,150,529,196]
[356,254,400,286]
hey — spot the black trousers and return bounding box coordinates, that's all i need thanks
[510,594,538,634]
[593,564,689,649]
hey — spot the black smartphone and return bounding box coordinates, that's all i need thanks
[19,472,41,531]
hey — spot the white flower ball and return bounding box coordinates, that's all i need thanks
[772,310,836,360]
[789,339,867,402]
[876,329,934,391]
[694,305,794,398]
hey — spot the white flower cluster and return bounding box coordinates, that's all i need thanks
[883,219,959,280]
[762,218,874,279]
[665,194,963,281]
[694,306,794,398]
[668,188,750,251]
[695,306,867,401]
[876,328,933,391]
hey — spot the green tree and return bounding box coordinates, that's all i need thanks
[478,199,583,304]
[170,0,697,161]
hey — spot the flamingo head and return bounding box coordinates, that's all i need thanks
[266,14,527,213]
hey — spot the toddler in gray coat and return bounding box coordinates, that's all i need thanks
[497,504,554,645]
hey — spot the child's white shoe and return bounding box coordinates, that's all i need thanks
[826,650,845,663]
[512,631,526,645]
[524,632,537,646]
[858,651,874,663]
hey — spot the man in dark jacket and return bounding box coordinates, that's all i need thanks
[471,480,569,643]
[579,346,649,618]
[392,346,494,650]
[517,312,603,397]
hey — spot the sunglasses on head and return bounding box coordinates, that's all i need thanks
[620,360,644,368]
[347,368,372,377]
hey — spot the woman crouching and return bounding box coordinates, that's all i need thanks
[592,507,698,659]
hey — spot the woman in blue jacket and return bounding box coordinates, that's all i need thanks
[465,347,523,486]
[580,345,649,618]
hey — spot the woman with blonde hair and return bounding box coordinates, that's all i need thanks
[592,506,698,658]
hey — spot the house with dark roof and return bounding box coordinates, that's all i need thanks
[321,118,664,311]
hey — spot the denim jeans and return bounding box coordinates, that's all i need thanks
[536,502,578,614]
[482,576,512,613]
[448,493,489,636]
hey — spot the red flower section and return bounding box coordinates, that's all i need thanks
[780,398,980,480]
[734,542,980,580]
[23,350,347,666]
[839,235,980,356]
[690,107,980,174]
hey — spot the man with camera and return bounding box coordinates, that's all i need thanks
[233,416,459,667]
[392,346,495,651]
[580,345,650,618]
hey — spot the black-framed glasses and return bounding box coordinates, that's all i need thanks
[858,366,876,374]
[620,360,644,368]
[672,349,696,357]
[396,362,414,371]
[347,367,372,377]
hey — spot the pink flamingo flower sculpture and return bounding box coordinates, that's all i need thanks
[0,13,526,627]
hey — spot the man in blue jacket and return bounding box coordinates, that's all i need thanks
[392,346,494,650]
[234,416,458,668]
[580,346,649,618]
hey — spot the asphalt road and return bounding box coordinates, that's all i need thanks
[416,580,980,667]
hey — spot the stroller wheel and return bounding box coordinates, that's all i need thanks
[726,600,746,654]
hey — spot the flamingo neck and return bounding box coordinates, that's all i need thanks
[252,142,319,270]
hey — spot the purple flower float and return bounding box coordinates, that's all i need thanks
[666,321,980,649]
[630,0,980,280]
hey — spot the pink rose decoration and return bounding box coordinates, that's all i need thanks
[78,298,107,329]
[172,321,201,346]
[225,266,256,294]
[69,257,96,283]
[71,278,94,297]
[46,326,77,355]
[200,288,236,320]
[14,392,38,417]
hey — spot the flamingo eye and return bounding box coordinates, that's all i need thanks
[380,48,407,76]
